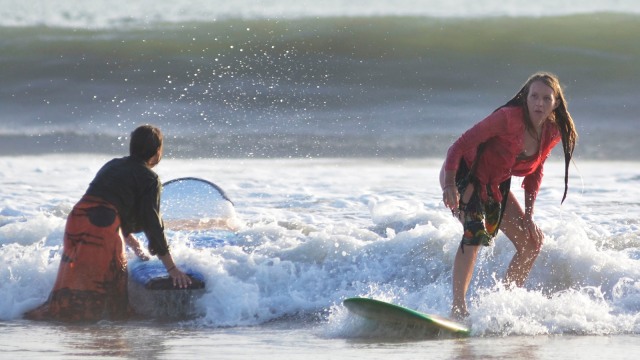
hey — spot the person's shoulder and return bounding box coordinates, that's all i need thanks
[489,106,524,130]
[104,156,125,165]
[123,156,159,178]
[498,106,524,119]
[97,156,127,172]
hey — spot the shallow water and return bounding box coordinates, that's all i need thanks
[2,157,639,338]
[2,0,639,357]
[2,319,639,359]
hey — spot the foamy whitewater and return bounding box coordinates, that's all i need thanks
[1,0,639,358]
[2,157,639,330]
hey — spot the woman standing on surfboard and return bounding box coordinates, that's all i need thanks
[26,125,192,322]
[440,72,578,319]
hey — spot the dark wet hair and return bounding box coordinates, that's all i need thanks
[499,72,578,203]
[129,125,163,162]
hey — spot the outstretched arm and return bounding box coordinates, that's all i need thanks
[441,169,459,212]
[125,234,150,261]
[523,192,544,250]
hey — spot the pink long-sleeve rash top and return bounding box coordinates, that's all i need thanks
[444,106,561,202]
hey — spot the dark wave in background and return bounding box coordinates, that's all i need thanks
[1,14,639,159]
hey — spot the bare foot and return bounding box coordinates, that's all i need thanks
[450,305,470,322]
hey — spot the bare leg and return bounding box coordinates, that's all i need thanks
[499,192,542,287]
[451,244,480,319]
[441,161,480,319]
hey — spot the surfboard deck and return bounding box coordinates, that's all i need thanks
[128,177,236,318]
[128,229,235,290]
[343,297,470,337]
[129,177,236,291]
[129,259,206,290]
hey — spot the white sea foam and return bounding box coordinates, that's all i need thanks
[1,155,639,336]
[1,0,639,28]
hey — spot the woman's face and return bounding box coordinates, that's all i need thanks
[526,80,558,125]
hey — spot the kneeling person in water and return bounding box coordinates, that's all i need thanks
[25,125,191,322]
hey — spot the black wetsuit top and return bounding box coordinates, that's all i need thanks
[85,156,169,256]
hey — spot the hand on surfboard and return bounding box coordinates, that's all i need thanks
[168,267,193,289]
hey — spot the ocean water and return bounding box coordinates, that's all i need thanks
[1,156,640,358]
[1,0,640,358]
[1,0,639,159]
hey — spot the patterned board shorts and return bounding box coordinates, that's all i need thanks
[455,160,511,249]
